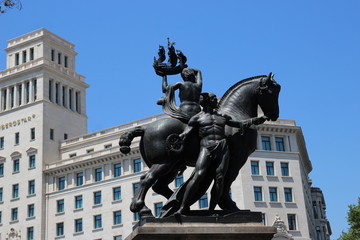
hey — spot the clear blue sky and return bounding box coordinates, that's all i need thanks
[1,1,359,238]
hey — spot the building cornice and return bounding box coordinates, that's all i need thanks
[6,28,75,52]
[60,114,166,150]
[44,148,140,175]
[0,57,88,88]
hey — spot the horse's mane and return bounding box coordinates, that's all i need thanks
[218,75,266,107]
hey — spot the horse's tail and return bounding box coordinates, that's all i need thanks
[119,126,145,154]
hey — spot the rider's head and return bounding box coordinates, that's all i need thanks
[200,92,218,109]
[181,68,196,82]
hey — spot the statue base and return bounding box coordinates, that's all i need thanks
[125,211,276,240]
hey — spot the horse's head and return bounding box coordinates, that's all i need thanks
[256,73,281,121]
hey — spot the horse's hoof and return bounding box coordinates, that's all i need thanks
[120,146,130,154]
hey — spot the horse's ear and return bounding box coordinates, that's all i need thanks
[266,72,273,83]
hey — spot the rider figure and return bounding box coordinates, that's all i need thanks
[176,93,267,214]
[157,68,202,118]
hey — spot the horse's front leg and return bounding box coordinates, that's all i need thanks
[130,162,177,213]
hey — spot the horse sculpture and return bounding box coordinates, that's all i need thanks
[119,73,280,217]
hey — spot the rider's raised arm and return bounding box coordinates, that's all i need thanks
[161,75,168,93]
[193,68,203,88]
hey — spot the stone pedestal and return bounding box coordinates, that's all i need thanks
[125,211,277,240]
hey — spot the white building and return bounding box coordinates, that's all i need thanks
[0,29,331,240]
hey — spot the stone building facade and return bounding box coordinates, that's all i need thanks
[0,29,331,240]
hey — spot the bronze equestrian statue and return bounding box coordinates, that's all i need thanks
[119,43,281,218]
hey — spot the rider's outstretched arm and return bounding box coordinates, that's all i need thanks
[227,115,268,128]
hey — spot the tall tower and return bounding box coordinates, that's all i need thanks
[0,28,88,240]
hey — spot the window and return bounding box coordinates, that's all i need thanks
[133,183,140,196]
[94,215,102,229]
[284,188,293,202]
[75,195,83,209]
[133,158,142,173]
[262,213,266,225]
[30,48,34,60]
[49,80,53,102]
[58,177,65,190]
[64,56,68,68]
[2,89,6,110]
[114,236,122,240]
[75,91,80,113]
[64,133,68,140]
[33,79,37,100]
[104,144,112,149]
[15,53,20,65]
[51,49,55,61]
[251,161,259,175]
[113,187,121,201]
[261,136,271,150]
[175,174,184,187]
[199,194,208,209]
[114,163,122,177]
[26,82,30,103]
[254,187,262,201]
[95,168,102,182]
[58,53,62,65]
[12,184,19,198]
[134,212,140,221]
[12,207,18,221]
[0,187,3,201]
[75,219,83,232]
[57,199,64,213]
[23,50,27,63]
[55,83,59,104]
[269,187,277,202]
[27,226,34,240]
[30,128,35,140]
[86,148,94,154]
[18,84,22,105]
[69,89,73,109]
[313,201,319,219]
[62,86,66,106]
[0,136,4,149]
[0,163,3,176]
[28,180,35,195]
[275,137,285,151]
[0,211,2,223]
[13,159,20,173]
[56,222,64,236]
[29,155,36,168]
[266,162,274,176]
[15,132,20,145]
[94,191,102,205]
[287,214,297,230]
[76,172,83,186]
[281,162,289,176]
[69,153,77,158]
[113,211,122,225]
[28,204,35,217]
[154,202,163,217]
[50,129,54,140]
[10,86,14,108]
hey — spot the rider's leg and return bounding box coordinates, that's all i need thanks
[177,147,210,214]
[209,146,230,212]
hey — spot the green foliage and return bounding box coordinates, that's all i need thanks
[339,198,360,240]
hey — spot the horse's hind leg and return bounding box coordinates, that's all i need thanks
[130,162,179,213]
